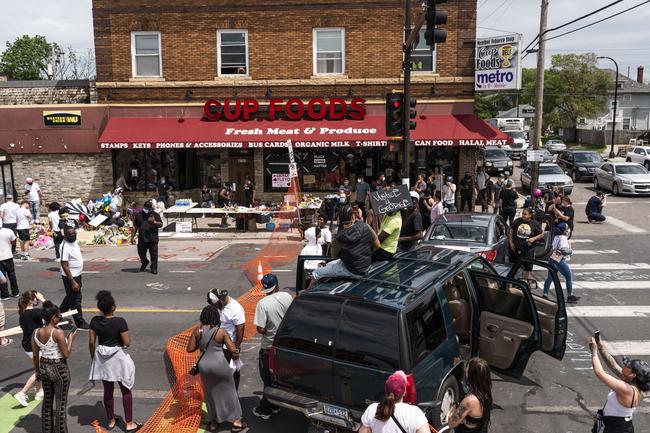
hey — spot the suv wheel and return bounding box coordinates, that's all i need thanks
[572,170,579,183]
[626,157,632,162]
[435,375,460,428]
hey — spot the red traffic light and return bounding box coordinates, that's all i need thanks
[393,100,401,108]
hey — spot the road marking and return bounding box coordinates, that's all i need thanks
[84,271,101,274]
[572,280,650,289]
[604,215,648,233]
[573,201,637,205]
[169,270,196,273]
[5,307,203,314]
[70,388,168,399]
[0,393,40,433]
[607,340,650,356]
[569,262,650,270]
[273,269,293,273]
[568,306,650,317]
[524,405,650,414]
[572,250,619,255]
[568,239,593,243]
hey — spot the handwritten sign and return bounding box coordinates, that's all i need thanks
[369,184,412,214]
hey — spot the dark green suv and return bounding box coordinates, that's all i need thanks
[264,247,568,430]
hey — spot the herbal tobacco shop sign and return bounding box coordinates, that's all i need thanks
[475,34,522,92]
[43,110,82,126]
[369,184,412,214]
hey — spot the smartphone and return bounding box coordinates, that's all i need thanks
[594,330,601,342]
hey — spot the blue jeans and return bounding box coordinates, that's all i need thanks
[544,258,573,297]
[443,201,456,213]
[29,200,40,221]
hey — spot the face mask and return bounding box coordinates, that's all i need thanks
[143,208,151,214]
[65,234,77,243]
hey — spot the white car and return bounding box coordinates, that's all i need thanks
[520,163,573,195]
[625,146,650,170]
[593,162,650,195]
[544,139,567,153]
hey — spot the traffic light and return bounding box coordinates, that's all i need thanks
[409,99,417,130]
[425,0,448,50]
[385,92,404,138]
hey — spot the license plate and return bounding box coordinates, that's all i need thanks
[322,403,351,421]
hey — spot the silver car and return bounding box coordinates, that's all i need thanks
[544,139,567,153]
[593,162,650,195]
[520,163,574,195]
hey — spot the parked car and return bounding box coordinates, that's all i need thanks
[556,150,605,182]
[520,163,574,195]
[266,249,567,431]
[422,213,508,262]
[593,162,650,195]
[520,148,555,168]
[544,139,567,153]
[636,131,650,143]
[625,146,650,170]
[481,146,513,175]
[503,130,529,158]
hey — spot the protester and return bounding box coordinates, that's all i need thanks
[48,203,62,261]
[373,173,387,191]
[492,175,505,215]
[459,172,475,212]
[131,201,162,275]
[448,357,493,433]
[0,297,10,347]
[372,209,402,262]
[316,215,332,255]
[32,300,78,433]
[253,274,292,420]
[115,174,131,193]
[586,191,607,223]
[244,175,256,207]
[14,290,45,407]
[25,177,43,221]
[88,291,140,432]
[500,180,518,226]
[557,196,575,238]
[430,191,445,225]
[156,176,173,208]
[59,226,88,329]
[208,289,245,391]
[476,167,490,213]
[311,205,379,282]
[590,333,649,433]
[398,192,424,252]
[419,190,433,230]
[354,175,371,218]
[187,305,245,431]
[359,370,429,433]
[217,184,230,226]
[200,185,214,208]
[300,227,323,270]
[0,194,20,254]
[414,174,428,196]
[509,208,544,286]
[16,200,33,260]
[543,223,579,304]
[442,176,457,212]
[340,178,353,201]
[0,222,19,300]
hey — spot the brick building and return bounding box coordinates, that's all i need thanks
[0,0,507,207]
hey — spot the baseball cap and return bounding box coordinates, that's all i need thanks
[207,289,229,305]
[6,194,13,199]
[622,357,650,384]
[409,191,420,200]
[385,371,407,397]
[261,273,279,294]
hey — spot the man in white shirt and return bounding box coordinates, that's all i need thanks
[24,177,43,222]
[210,289,246,390]
[0,195,20,254]
[442,176,457,213]
[0,222,19,300]
[476,167,490,213]
[16,201,33,260]
[59,226,88,329]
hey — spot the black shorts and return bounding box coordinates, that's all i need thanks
[509,248,535,271]
[17,229,30,242]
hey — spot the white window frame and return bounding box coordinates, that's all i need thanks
[312,28,345,76]
[622,118,631,130]
[130,31,162,78]
[622,94,632,102]
[410,27,437,74]
[217,29,249,77]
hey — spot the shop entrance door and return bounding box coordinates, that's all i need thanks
[228,149,255,205]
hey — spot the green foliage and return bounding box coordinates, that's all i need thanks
[0,35,54,80]
[474,68,536,119]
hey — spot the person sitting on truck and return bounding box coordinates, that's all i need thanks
[310,205,380,283]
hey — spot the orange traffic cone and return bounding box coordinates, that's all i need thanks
[257,260,264,286]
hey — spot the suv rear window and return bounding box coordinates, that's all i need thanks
[275,296,342,356]
[335,301,400,371]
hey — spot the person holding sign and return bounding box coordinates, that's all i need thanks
[398,192,424,252]
[372,209,402,262]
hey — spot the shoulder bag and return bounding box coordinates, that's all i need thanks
[189,327,218,376]
[391,413,408,433]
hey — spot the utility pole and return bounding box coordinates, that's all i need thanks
[402,0,413,186]
[597,56,619,159]
[531,0,548,194]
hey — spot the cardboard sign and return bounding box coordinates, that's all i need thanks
[369,184,412,214]
[176,221,192,233]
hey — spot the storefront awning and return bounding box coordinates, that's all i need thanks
[98,114,508,150]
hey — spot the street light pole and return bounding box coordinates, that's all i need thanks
[531,0,548,194]
[597,56,619,159]
[402,0,413,185]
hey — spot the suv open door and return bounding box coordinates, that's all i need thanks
[506,258,567,359]
[468,270,541,379]
[295,255,333,293]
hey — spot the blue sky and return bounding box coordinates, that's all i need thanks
[1,0,649,80]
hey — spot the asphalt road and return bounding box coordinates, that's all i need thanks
[2,172,650,433]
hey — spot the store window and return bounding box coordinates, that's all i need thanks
[197,150,222,187]
[131,32,162,77]
[313,28,345,75]
[112,149,199,192]
[411,28,436,73]
[217,30,248,76]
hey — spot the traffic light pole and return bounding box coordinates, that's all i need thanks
[531,0,548,194]
[402,0,413,184]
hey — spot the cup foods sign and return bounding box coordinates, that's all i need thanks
[475,34,522,92]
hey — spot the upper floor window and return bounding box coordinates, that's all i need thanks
[313,28,345,75]
[131,32,162,78]
[217,30,249,76]
[411,28,436,73]
[622,94,632,102]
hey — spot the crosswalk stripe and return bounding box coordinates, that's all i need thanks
[568,239,593,243]
[569,262,650,270]
[568,306,650,317]
[572,281,650,289]
[572,250,619,255]
[603,215,648,234]
[607,340,650,356]
[524,405,650,414]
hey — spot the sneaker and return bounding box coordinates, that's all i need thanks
[567,295,581,304]
[10,291,20,298]
[25,254,32,260]
[252,406,272,420]
[34,389,44,401]
[0,296,10,301]
[139,260,150,272]
[271,406,281,415]
[151,269,158,275]
[55,258,61,262]
[20,255,28,261]
[14,392,29,407]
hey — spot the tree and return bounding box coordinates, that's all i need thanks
[0,35,54,80]
[56,47,96,80]
[543,53,613,130]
